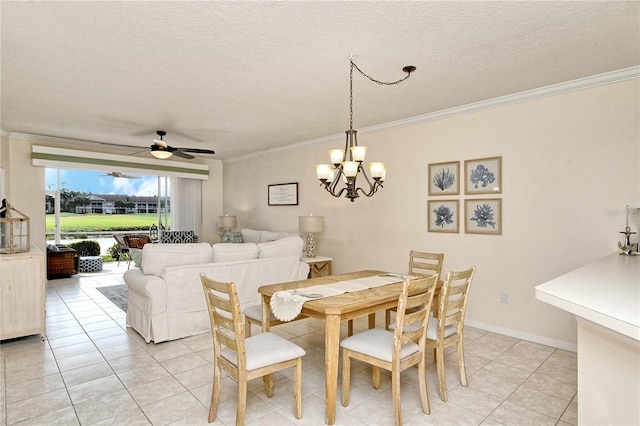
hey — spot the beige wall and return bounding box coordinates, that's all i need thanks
[222,78,640,349]
[2,78,637,349]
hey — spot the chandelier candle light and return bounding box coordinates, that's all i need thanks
[315,56,416,202]
[218,215,237,233]
[299,215,324,258]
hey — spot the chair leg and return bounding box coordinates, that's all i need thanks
[263,373,274,398]
[209,362,221,422]
[245,318,252,337]
[341,350,351,407]
[457,339,468,387]
[385,309,392,330]
[391,365,402,426]
[372,366,381,389]
[418,358,431,415]
[294,357,302,419]
[436,345,448,401]
[236,379,247,426]
[347,320,353,337]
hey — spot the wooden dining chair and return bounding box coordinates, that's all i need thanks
[425,266,476,401]
[340,275,438,426]
[200,274,305,425]
[385,251,444,330]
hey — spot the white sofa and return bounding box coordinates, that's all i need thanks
[123,236,309,343]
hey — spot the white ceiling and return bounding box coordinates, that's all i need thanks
[2,1,639,161]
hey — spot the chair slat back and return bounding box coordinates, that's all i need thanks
[200,274,246,370]
[394,275,438,350]
[114,233,130,250]
[438,267,476,334]
[409,251,444,278]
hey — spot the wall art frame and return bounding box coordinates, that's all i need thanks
[268,183,298,206]
[465,198,502,235]
[428,199,460,233]
[428,161,460,196]
[464,156,502,195]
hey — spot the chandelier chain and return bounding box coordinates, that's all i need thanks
[351,60,414,86]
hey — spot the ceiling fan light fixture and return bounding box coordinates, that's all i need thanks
[150,147,173,159]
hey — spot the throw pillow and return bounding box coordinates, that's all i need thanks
[219,232,244,243]
[240,228,262,244]
[257,236,303,259]
[130,248,143,268]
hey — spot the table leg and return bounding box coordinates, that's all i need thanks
[368,313,376,329]
[325,314,341,425]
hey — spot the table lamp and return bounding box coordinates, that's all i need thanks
[218,215,237,233]
[299,215,324,258]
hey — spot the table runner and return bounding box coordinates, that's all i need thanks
[270,273,416,321]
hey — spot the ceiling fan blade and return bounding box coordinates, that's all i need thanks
[172,150,195,159]
[180,148,216,155]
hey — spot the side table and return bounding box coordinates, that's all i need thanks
[302,256,332,278]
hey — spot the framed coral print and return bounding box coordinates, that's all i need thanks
[464,156,502,194]
[428,161,460,195]
[268,183,298,206]
[428,200,459,233]
[465,198,502,235]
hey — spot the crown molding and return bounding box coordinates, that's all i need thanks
[226,66,639,163]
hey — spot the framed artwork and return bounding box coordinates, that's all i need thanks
[465,198,502,235]
[428,200,459,233]
[268,183,298,206]
[464,156,502,195]
[428,161,460,195]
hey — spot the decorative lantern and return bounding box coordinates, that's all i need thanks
[0,200,31,254]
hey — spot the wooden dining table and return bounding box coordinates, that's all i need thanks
[258,270,430,425]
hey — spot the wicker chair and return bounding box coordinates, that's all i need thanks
[46,244,79,279]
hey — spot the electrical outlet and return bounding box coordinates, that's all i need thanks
[500,291,509,304]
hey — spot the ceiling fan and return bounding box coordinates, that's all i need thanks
[102,172,141,179]
[144,130,216,160]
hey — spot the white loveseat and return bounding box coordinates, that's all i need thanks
[123,236,309,343]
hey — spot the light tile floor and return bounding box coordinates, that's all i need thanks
[1,262,578,425]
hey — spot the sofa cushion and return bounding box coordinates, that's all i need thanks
[240,228,262,244]
[219,231,244,243]
[259,230,299,243]
[141,243,212,276]
[258,236,303,259]
[212,243,259,262]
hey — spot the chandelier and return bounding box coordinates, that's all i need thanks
[315,57,416,202]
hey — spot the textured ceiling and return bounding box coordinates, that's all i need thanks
[2,1,639,161]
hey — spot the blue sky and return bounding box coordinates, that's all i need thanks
[45,168,161,196]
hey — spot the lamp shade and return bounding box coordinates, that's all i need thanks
[299,215,324,233]
[218,215,237,229]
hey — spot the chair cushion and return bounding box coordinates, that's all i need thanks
[340,328,419,362]
[426,320,458,340]
[257,236,303,259]
[221,332,305,371]
[212,243,259,262]
[243,304,278,321]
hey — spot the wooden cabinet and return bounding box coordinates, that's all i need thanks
[0,245,46,340]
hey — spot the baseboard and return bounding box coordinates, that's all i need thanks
[465,319,577,353]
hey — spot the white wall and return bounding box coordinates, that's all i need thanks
[222,78,640,349]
